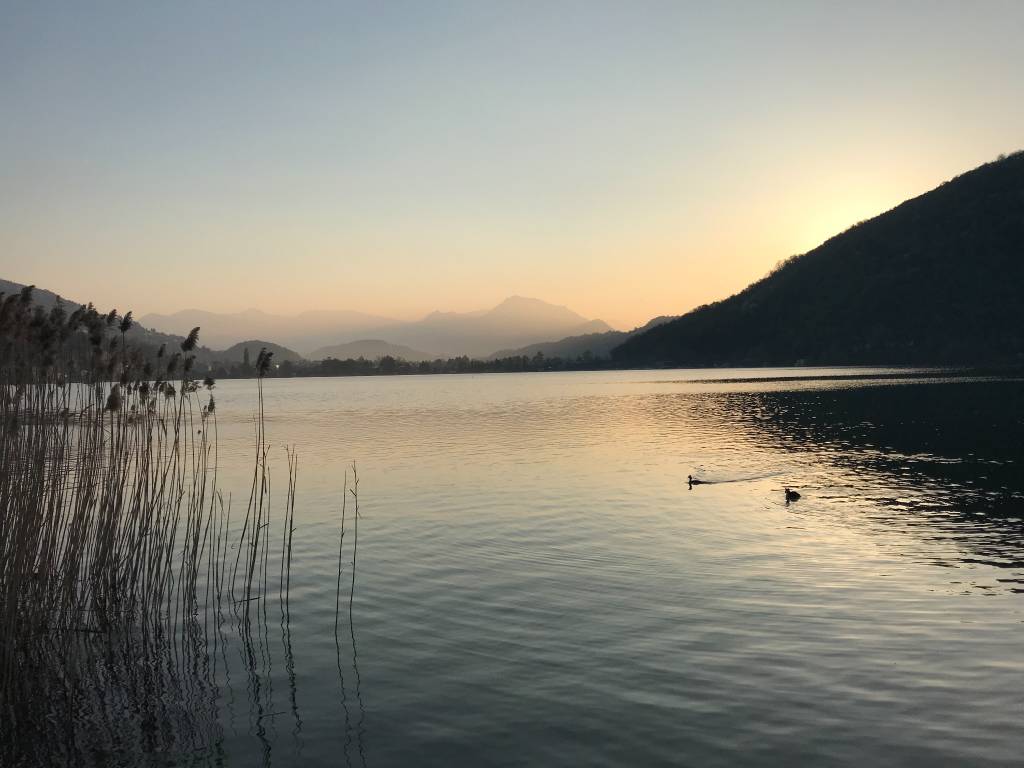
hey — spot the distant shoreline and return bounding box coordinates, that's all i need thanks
[206,361,1019,383]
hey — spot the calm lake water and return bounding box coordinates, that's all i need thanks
[198,368,1024,767]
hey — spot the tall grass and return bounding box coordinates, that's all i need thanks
[0,288,357,765]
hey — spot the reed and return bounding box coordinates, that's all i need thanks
[0,289,357,766]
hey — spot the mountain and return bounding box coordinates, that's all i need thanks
[309,339,434,362]
[613,151,1024,367]
[139,308,399,353]
[490,315,677,360]
[0,279,317,371]
[0,279,64,310]
[142,296,612,359]
[382,296,612,358]
[0,278,216,360]
[218,340,304,364]
[6,280,611,363]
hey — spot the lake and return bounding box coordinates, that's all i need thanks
[170,368,1024,766]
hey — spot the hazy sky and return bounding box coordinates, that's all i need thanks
[2,1,1022,329]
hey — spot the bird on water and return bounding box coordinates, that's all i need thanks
[687,474,709,489]
[784,487,801,502]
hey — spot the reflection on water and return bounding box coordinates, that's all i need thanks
[16,368,1024,766]
[684,378,1024,584]
[14,546,367,768]
[203,368,1024,767]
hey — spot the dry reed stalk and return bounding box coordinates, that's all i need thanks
[0,300,359,766]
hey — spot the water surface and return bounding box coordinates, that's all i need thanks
[203,368,1024,766]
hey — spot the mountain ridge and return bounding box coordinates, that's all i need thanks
[0,278,217,359]
[490,315,677,360]
[142,296,613,359]
[613,151,1024,367]
[139,307,398,352]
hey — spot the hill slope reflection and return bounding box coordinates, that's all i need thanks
[688,378,1024,588]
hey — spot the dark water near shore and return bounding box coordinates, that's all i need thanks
[189,368,1024,766]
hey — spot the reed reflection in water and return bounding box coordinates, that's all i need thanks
[0,369,365,767]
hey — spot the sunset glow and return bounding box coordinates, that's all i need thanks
[2,2,1022,328]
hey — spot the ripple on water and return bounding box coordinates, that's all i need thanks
[161,371,1024,766]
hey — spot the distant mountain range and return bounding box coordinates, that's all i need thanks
[386,296,611,358]
[0,279,309,366]
[491,315,677,360]
[613,151,1024,367]
[3,280,620,363]
[138,307,398,353]
[142,296,613,359]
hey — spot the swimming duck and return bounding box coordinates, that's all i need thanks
[784,487,801,502]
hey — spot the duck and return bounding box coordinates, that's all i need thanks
[784,487,801,502]
[687,474,710,488]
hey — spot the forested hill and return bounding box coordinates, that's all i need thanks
[489,315,677,360]
[613,152,1024,367]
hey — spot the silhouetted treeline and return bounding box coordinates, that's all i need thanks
[614,151,1024,367]
[208,351,614,379]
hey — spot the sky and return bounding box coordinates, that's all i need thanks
[1,1,1022,330]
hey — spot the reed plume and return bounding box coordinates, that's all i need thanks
[0,291,358,766]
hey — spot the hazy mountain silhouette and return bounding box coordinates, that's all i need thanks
[139,308,399,352]
[490,315,677,360]
[309,339,434,362]
[143,296,611,359]
[614,151,1024,367]
[0,280,318,370]
[4,280,613,364]
[218,340,304,364]
[384,296,612,358]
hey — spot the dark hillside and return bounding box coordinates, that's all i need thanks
[614,152,1024,366]
[489,315,677,360]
